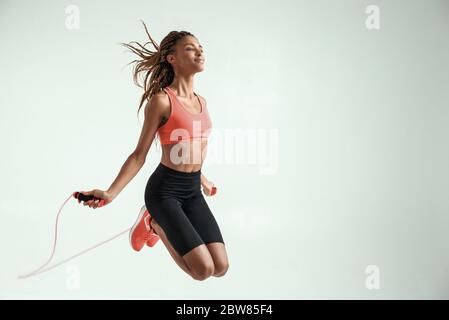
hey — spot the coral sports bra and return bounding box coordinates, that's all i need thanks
[157,86,212,145]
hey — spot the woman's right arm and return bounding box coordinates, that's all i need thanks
[106,93,169,200]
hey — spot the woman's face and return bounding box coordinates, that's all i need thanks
[169,36,205,72]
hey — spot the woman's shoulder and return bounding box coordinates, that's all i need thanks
[147,89,171,117]
[150,88,170,103]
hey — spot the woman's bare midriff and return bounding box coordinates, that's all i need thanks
[160,138,208,173]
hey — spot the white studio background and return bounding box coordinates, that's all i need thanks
[1,0,448,299]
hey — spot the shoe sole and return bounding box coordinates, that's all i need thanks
[129,205,148,251]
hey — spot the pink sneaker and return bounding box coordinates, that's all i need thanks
[146,213,159,248]
[129,205,159,251]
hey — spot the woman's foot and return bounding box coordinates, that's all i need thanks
[129,205,159,251]
[146,216,160,247]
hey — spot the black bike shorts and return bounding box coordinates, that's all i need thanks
[144,162,225,257]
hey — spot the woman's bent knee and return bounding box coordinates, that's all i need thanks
[213,263,229,277]
[191,262,214,280]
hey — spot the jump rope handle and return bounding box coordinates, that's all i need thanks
[210,185,217,196]
[72,192,106,207]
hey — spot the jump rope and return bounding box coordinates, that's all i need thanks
[18,186,217,280]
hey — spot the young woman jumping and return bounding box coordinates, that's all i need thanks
[80,21,229,281]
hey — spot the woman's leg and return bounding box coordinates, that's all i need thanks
[149,218,195,279]
[147,198,215,281]
[144,163,217,280]
[151,218,215,281]
[182,194,229,277]
[206,242,229,277]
